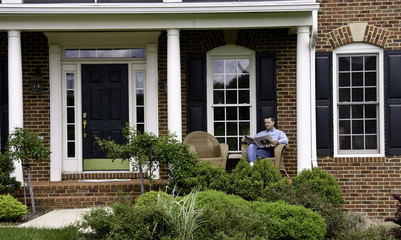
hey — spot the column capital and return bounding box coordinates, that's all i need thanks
[167,29,180,36]
[8,30,21,38]
[297,26,310,34]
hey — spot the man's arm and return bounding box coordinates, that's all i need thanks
[277,130,288,145]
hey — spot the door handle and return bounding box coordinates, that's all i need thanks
[83,112,87,138]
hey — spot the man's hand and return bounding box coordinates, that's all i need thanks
[271,140,279,146]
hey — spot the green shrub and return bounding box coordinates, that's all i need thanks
[251,201,327,240]
[195,190,271,239]
[0,194,27,222]
[228,158,282,201]
[292,167,344,205]
[134,190,171,209]
[0,153,21,194]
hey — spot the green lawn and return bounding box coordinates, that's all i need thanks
[0,226,81,240]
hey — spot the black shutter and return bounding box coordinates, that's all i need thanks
[186,54,207,133]
[385,51,401,155]
[315,52,333,155]
[256,53,276,132]
[0,56,8,153]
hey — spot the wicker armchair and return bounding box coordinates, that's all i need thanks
[241,143,288,177]
[183,131,229,168]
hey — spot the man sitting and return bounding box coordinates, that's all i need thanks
[241,115,288,166]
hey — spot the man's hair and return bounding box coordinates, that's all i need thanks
[264,115,276,122]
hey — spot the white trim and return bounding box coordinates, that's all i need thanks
[0,2,319,14]
[206,45,256,151]
[332,43,385,158]
[48,32,159,179]
[49,44,62,181]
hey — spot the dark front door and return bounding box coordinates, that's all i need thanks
[82,64,129,170]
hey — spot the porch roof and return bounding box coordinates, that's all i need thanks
[0,1,319,31]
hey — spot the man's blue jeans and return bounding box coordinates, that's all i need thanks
[246,144,274,163]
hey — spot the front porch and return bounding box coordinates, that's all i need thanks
[13,173,166,211]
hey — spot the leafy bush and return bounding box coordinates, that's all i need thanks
[0,194,27,222]
[78,194,159,240]
[0,153,21,194]
[134,190,171,209]
[228,158,282,201]
[291,167,344,205]
[251,201,327,240]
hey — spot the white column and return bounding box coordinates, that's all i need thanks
[8,30,24,182]
[167,29,182,141]
[297,26,312,174]
[49,45,62,181]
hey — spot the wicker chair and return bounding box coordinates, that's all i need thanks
[183,131,229,168]
[241,143,288,177]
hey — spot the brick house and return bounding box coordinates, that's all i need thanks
[0,0,400,218]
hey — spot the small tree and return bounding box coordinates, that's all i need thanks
[96,124,161,194]
[7,127,51,214]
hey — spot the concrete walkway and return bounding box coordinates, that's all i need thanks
[19,208,92,228]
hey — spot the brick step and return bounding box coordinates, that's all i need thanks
[61,172,148,180]
[13,179,166,211]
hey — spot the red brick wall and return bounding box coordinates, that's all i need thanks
[316,0,401,218]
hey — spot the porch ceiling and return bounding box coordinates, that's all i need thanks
[0,2,319,31]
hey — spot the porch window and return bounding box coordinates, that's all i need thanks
[207,46,256,152]
[334,43,384,156]
[66,73,76,158]
[65,49,144,59]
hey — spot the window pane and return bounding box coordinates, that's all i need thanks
[339,73,350,87]
[67,108,75,123]
[239,122,250,135]
[136,90,144,105]
[352,88,363,101]
[213,75,224,89]
[365,105,376,118]
[352,105,363,118]
[352,72,363,86]
[136,72,144,88]
[66,73,74,89]
[339,57,350,71]
[137,124,145,133]
[366,135,377,149]
[225,60,236,74]
[339,105,350,119]
[339,88,350,102]
[339,120,350,134]
[352,120,363,134]
[238,59,250,73]
[214,107,224,121]
[213,60,224,74]
[67,91,74,106]
[365,88,376,101]
[365,72,376,86]
[226,75,237,89]
[67,142,75,158]
[226,107,237,120]
[340,136,351,149]
[137,107,144,122]
[352,136,364,149]
[365,120,377,134]
[352,57,363,71]
[365,56,376,70]
[239,106,250,120]
[80,49,96,58]
[214,122,225,136]
[239,90,249,104]
[213,91,224,104]
[227,137,238,151]
[66,50,79,58]
[67,125,75,140]
[227,122,238,136]
[238,74,249,88]
[226,90,237,104]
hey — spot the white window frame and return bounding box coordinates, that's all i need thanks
[333,43,384,157]
[206,45,256,152]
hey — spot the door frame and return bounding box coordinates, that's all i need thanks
[47,32,160,181]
